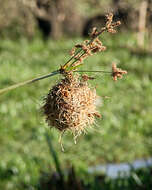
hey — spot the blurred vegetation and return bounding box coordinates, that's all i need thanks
[0,0,151,38]
[0,31,152,189]
[37,166,152,190]
[0,0,36,38]
[0,0,152,189]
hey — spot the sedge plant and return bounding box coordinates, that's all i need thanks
[0,13,127,147]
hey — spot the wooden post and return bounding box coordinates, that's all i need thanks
[137,0,148,47]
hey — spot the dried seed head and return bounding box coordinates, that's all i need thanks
[105,13,121,34]
[69,47,76,56]
[112,63,127,81]
[42,73,101,138]
[90,27,99,38]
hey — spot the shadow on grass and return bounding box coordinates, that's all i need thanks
[36,133,152,190]
[36,166,152,190]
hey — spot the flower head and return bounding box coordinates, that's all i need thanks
[42,73,101,139]
[112,63,127,81]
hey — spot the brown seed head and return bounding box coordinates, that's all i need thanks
[112,63,127,81]
[42,73,101,137]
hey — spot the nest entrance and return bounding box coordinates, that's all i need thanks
[42,73,101,139]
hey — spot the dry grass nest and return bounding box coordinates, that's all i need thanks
[42,72,101,138]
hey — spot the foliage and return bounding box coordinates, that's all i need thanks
[0,0,36,38]
[0,0,145,39]
[37,166,152,190]
[0,32,152,189]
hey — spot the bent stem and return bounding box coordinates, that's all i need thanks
[0,70,60,95]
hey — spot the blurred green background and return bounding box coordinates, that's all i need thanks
[0,0,152,189]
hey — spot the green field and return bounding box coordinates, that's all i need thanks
[0,33,152,189]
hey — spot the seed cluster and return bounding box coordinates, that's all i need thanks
[112,63,127,81]
[66,13,121,71]
[69,38,106,68]
[42,73,101,138]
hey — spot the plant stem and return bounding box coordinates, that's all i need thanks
[0,70,59,95]
[0,69,113,95]
[45,132,64,181]
[75,70,112,73]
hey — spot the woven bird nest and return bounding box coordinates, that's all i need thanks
[42,72,101,138]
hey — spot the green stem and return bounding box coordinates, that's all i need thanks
[0,70,59,95]
[75,70,112,73]
[45,132,64,181]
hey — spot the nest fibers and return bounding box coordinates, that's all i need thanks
[42,72,101,139]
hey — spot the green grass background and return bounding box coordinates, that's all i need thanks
[0,33,152,189]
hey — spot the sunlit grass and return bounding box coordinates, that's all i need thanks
[0,33,152,188]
